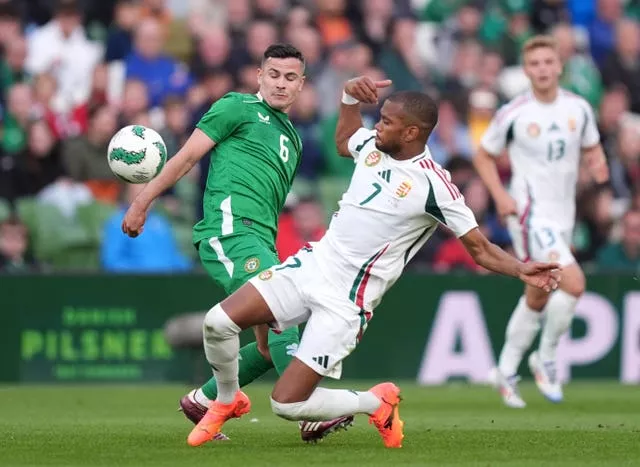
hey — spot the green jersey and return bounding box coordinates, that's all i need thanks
[193,92,302,246]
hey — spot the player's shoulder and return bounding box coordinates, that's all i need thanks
[413,155,462,199]
[558,88,593,112]
[493,91,534,125]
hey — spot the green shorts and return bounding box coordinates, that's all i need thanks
[198,234,280,295]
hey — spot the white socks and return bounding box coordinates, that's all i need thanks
[498,296,542,377]
[194,388,212,406]
[539,290,578,363]
[270,387,381,421]
[202,304,241,404]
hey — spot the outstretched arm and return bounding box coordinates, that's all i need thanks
[335,76,392,157]
[122,128,215,237]
[460,227,560,292]
[472,147,517,220]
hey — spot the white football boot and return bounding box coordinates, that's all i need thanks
[528,351,563,403]
[488,367,526,409]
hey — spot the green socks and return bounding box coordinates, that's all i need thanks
[200,326,300,400]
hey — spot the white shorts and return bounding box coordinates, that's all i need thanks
[507,216,576,266]
[249,246,370,379]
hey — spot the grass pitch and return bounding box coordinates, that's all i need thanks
[1,382,639,466]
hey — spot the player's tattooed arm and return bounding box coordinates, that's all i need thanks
[460,228,561,292]
[335,76,392,157]
[582,144,609,184]
[122,129,215,237]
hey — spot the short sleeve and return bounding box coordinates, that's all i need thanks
[424,170,478,238]
[439,199,479,238]
[347,128,376,162]
[480,106,514,157]
[196,94,243,144]
[580,103,600,148]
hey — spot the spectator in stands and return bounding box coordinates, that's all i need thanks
[190,26,232,80]
[486,2,533,68]
[276,196,327,262]
[290,85,323,184]
[139,0,172,33]
[428,98,473,166]
[0,3,23,47]
[467,87,498,149]
[315,0,354,47]
[589,0,623,67]
[0,215,35,272]
[530,0,571,34]
[125,18,192,108]
[287,26,324,81]
[62,105,119,203]
[611,121,640,197]
[596,208,640,271]
[598,85,630,156]
[101,183,191,272]
[33,72,87,139]
[379,16,427,92]
[159,94,189,161]
[601,19,640,113]
[25,0,102,114]
[105,0,139,62]
[187,0,227,38]
[575,184,616,262]
[3,82,34,156]
[355,0,394,58]
[552,22,603,109]
[0,35,27,104]
[316,39,359,117]
[14,119,64,197]
[243,19,279,66]
[254,0,287,20]
[118,79,150,127]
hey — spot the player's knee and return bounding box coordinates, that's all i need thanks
[203,304,239,339]
[560,264,586,297]
[270,397,306,421]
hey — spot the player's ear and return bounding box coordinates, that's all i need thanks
[298,75,306,91]
[257,68,263,87]
[404,126,419,143]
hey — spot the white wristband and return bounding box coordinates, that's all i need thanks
[342,91,359,105]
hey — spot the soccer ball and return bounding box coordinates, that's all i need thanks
[107,125,167,184]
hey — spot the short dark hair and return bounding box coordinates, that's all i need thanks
[263,44,305,69]
[387,90,439,136]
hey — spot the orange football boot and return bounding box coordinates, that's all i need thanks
[187,391,251,446]
[368,382,404,448]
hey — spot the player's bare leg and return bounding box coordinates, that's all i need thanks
[270,357,404,448]
[529,262,584,403]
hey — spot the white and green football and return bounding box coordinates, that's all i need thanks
[107,125,167,184]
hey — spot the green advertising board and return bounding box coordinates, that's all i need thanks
[0,273,637,383]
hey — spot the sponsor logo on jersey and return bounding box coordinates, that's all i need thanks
[258,269,273,280]
[568,117,577,132]
[258,112,270,124]
[244,257,261,273]
[527,123,541,138]
[396,180,412,198]
[548,122,560,132]
[365,150,382,167]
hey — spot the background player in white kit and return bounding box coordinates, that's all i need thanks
[185,76,561,449]
[473,35,609,408]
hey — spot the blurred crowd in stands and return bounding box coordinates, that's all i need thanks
[0,0,638,274]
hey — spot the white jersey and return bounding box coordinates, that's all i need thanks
[313,128,478,312]
[480,89,600,232]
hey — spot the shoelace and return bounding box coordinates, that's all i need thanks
[544,361,557,384]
